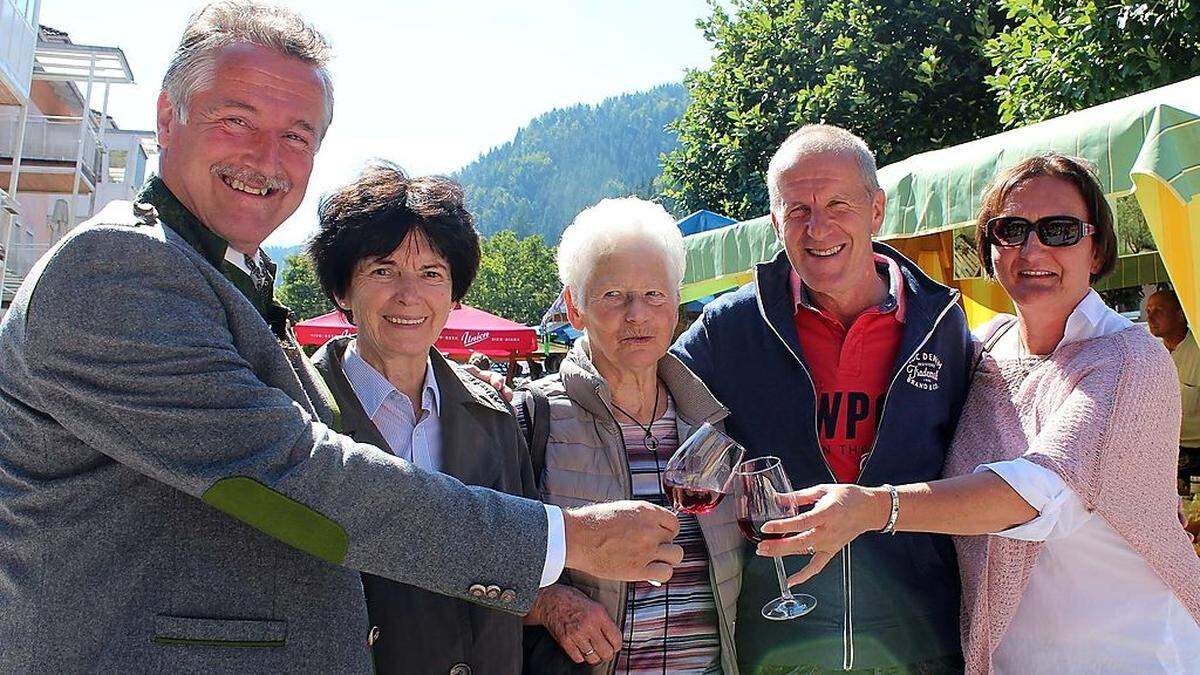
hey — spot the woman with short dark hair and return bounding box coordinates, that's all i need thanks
[755,153,1200,673]
[307,162,539,675]
[973,153,1119,283]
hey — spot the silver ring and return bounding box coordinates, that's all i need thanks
[806,545,815,555]
[583,649,596,656]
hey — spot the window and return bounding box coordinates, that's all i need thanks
[107,150,128,184]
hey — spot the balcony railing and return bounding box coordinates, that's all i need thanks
[1,241,50,304]
[0,111,102,184]
[3,241,48,277]
[0,0,37,100]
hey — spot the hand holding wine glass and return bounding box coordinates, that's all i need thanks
[644,423,743,587]
[736,456,816,621]
[562,501,683,584]
[757,482,893,588]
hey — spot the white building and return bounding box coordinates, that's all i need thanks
[0,0,38,268]
[1,18,153,314]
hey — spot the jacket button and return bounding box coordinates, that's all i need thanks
[485,585,501,600]
[449,664,472,675]
[500,589,517,604]
[368,625,380,646]
[132,201,159,224]
[468,584,486,598]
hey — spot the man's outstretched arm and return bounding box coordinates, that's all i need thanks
[24,226,680,614]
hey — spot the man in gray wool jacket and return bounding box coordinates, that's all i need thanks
[0,2,682,672]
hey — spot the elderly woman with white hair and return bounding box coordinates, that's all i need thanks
[519,198,742,674]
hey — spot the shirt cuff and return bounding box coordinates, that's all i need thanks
[975,458,1070,541]
[539,504,566,587]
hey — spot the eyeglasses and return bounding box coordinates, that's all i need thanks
[986,215,1096,248]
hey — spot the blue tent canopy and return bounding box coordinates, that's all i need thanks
[676,210,736,236]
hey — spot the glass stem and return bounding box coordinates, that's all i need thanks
[773,556,794,600]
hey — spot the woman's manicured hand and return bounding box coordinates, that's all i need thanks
[756,484,891,587]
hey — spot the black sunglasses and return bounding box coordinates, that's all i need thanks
[986,215,1097,248]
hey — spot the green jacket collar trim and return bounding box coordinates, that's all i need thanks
[137,176,291,334]
[138,175,226,269]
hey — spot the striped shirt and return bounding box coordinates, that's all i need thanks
[614,397,722,675]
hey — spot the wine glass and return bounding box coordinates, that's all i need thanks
[647,423,744,587]
[735,456,816,621]
[661,422,745,515]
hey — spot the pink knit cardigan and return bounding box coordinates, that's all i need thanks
[944,321,1200,675]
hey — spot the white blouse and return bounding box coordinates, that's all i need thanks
[979,290,1200,674]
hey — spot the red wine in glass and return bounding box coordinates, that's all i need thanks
[735,455,816,621]
[736,516,790,543]
[660,423,744,516]
[663,481,725,515]
[650,424,744,587]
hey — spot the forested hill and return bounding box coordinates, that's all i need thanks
[454,82,687,240]
[263,244,302,288]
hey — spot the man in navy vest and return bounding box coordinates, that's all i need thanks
[672,125,972,673]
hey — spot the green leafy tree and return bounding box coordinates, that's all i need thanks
[464,231,561,326]
[1113,194,1156,254]
[660,0,1005,220]
[277,253,334,321]
[986,0,1200,127]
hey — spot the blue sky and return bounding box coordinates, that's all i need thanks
[39,0,717,245]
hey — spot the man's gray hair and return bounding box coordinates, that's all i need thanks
[163,1,334,138]
[767,124,880,208]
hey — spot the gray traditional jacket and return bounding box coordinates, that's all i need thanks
[313,336,538,675]
[0,200,547,673]
[523,337,742,675]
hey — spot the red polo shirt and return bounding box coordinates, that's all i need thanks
[791,256,906,483]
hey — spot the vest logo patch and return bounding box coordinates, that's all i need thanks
[905,352,943,391]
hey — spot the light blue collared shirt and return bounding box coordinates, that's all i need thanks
[341,340,442,472]
[339,339,565,586]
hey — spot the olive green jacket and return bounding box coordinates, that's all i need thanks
[313,336,538,674]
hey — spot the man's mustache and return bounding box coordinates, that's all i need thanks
[210,164,292,194]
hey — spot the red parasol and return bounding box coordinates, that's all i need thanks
[294,305,538,357]
[435,304,539,357]
[292,309,355,347]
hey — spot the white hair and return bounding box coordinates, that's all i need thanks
[766,124,879,209]
[163,1,334,138]
[556,197,686,308]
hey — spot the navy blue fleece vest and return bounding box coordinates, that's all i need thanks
[672,245,973,671]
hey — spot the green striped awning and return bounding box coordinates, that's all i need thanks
[680,76,1200,306]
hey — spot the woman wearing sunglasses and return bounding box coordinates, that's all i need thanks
[755,154,1200,674]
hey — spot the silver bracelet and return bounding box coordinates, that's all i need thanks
[879,484,900,535]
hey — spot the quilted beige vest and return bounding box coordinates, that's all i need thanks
[527,338,742,675]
